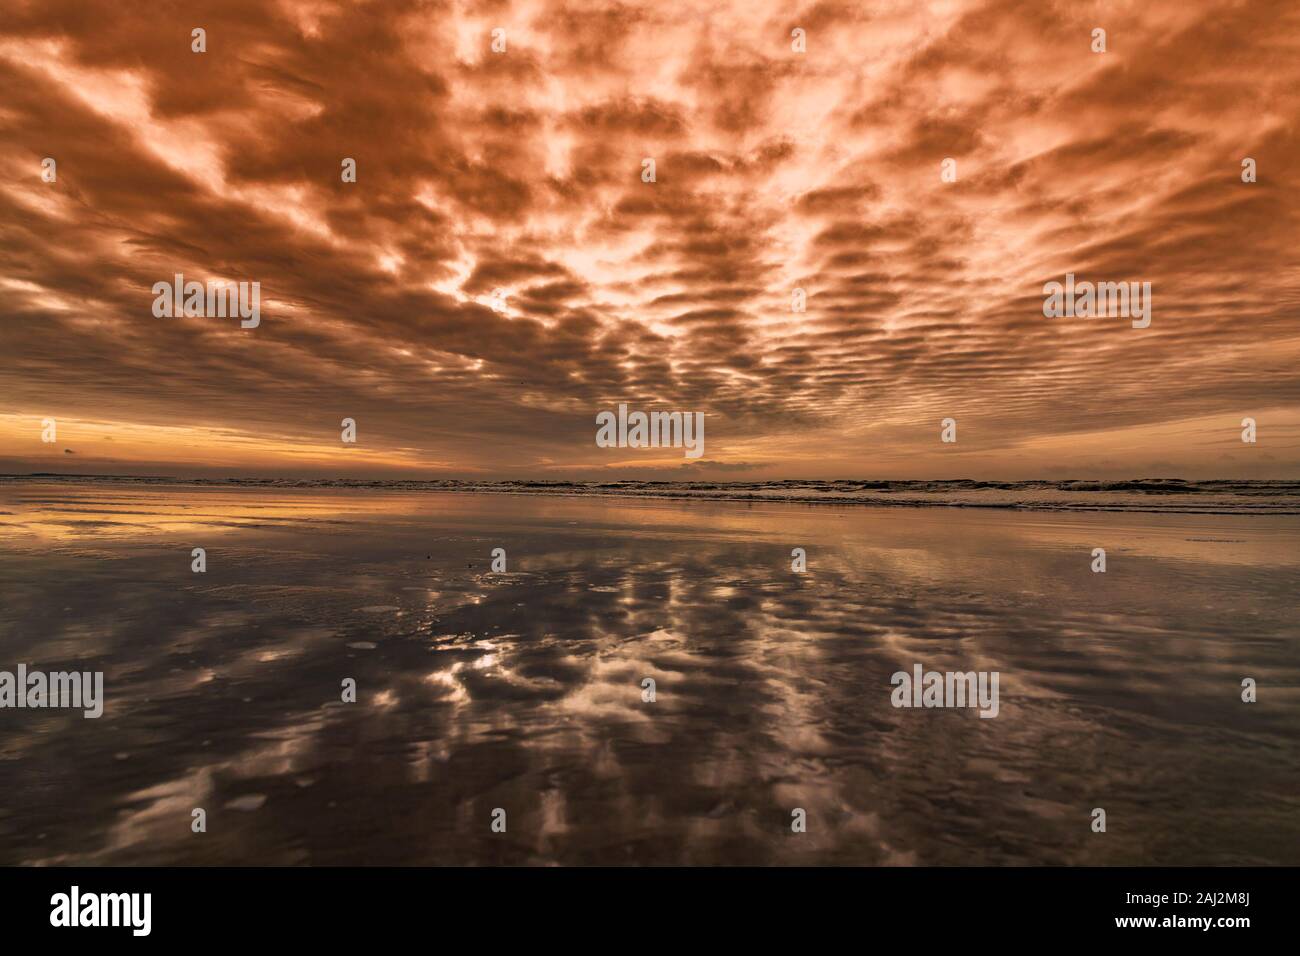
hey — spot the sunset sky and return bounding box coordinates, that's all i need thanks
[2,0,1298,480]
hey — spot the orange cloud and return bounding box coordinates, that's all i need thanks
[1,1,1297,479]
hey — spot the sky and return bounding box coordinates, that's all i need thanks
[2,0,1298,481]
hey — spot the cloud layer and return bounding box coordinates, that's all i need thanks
[2,0,1298,478]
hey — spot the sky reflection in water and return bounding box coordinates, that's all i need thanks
[1,484,1297,865]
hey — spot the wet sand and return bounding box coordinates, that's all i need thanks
[1,482,1297,864]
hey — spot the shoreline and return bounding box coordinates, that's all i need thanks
[3,474,1299,515]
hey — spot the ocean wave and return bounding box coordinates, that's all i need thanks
[4,474,1300,513]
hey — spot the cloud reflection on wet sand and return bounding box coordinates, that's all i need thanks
[1,483,1297,864]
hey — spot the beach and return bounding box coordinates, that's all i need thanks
[1,480,1297,865]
